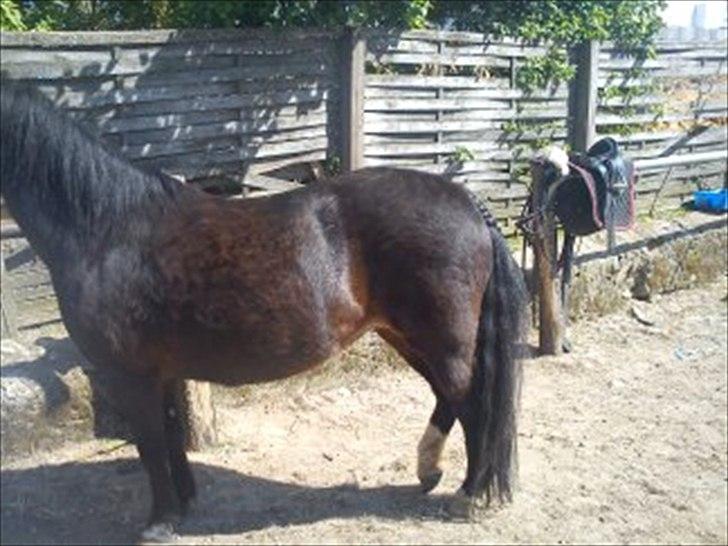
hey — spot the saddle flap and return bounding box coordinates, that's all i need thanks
[550,137,636,236]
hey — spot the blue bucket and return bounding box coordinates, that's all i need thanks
[693,189,728,213]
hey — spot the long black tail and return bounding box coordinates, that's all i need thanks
[475,223,528,503]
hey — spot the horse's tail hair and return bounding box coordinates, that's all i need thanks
[474,222,528,503]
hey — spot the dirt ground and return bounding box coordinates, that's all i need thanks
[1,279,727,545]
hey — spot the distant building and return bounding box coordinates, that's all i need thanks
[691,3,706,29]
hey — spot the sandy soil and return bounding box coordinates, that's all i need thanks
[2,279,727,545]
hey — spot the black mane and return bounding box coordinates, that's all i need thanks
[0,82,182,250]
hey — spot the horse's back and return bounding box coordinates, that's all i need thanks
[135,186,368,382]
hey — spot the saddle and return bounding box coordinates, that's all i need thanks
[551,137,636,242]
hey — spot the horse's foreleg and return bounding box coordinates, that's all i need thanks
[163,380,197,513]
[103,369,180,541]
[417,397,455,492]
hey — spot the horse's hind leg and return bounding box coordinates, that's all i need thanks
[418,397,455,492]
[377,328,455,493]
[163,380,197,513]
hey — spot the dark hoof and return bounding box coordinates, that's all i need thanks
[448,489,476,521]
[419,470,443,493]
[139,522,178,544]
[180,496,197,516]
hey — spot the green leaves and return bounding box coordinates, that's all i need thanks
[452,145,476,163]
[0,0,25,30]
[7,0,666,43]
[5,0,665,102]
[516,48,575,93]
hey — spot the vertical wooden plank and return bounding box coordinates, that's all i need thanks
[341,27,365,172]
[181,381,218,451]
[568,40,599,153]
[1,251,19,339]
[530,161,564,356]
[508,55,517,186]
[435,38,443,166]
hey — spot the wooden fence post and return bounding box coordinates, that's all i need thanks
[530,161,564,355]
[341,26,365,172]
[568,40,600,153]
[1,251,18,339]
[180,381,218,451]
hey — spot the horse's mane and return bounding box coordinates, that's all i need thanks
[0,82,182,242]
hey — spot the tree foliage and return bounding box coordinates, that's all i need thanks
[5,0,436,31]
[3,0,665,93]
[6,0,665,44]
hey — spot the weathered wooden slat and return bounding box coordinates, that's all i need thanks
[366,34,551,57]
[600,130,681,143]
[123,125,329,159]
[635,150,727,172]
[98,110,237,133]
[121,113,329,145]
[2,51,333,82]
[596,111,726,126]
[597,95,663,107]
[363,118,560,134]
[99,101,330,134]
[365,87,567,103]
[156,147,329,181]
[0,28,341,47]
[439,43,551,58]
[599,65,727,82]
[38,81,231,109]
[2,48,240,78]
[248,150,328,176]
[364,88,438,99]
[108,88,332,119]
[136,136,329,170]
[363,28,544,48]
[598,58,670,69]
[114,40,332,62]
[33,74,335,110]
[366,51,512,68]
[463,182,528,199]
[366,38,439,54]
[365,107,565,123]
[364,141,513,158]
[365,97,512,111]
[655,49,728,60]
[366,74,508,90]
[694,102,728,114]
[245,174,302,193]
[603,38,727,50]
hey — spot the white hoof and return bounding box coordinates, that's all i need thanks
[140,522,178,544]
[417,423,446,489]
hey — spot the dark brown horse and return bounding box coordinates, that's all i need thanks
[0,83,527,542]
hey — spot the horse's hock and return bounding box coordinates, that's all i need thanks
[0,211,724,460]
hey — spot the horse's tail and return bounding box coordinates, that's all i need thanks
[474,221,528,503]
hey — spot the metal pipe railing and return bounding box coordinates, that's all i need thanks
[634,149,728,172]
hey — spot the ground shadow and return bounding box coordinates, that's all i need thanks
[1,458,450,545]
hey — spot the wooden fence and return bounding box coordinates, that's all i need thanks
[596,39,727,213]
[0,29,340,191]
[362,29,569,232]
[1,28,726,331]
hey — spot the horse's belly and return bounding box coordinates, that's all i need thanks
[151,298,369,385]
